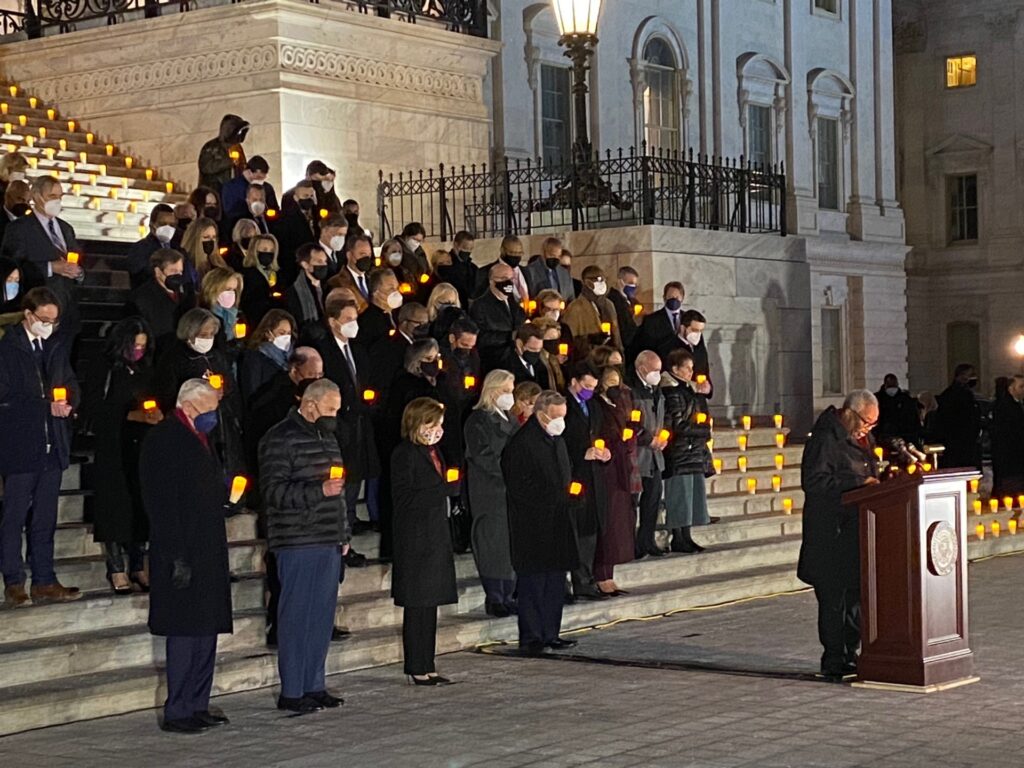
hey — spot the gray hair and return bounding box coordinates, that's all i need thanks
[32,175,60,197]
[176,307,220,342]
[300,378,339,405]
[405,338,439,375]
[176,378,216,407]
[534,389,567,416]
[843,389,878,413]
[635,349,661,372]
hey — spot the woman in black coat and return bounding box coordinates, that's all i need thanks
[237,309,296,403]
[82,318,162,594]
[239,233,284,328]
[391,397,459,685]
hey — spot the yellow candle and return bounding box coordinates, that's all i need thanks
[85,131,94,144]
[558,342,569,356]
[633,303,644,316]
[992,521,1001,537]
[446,467,460,483]
[600,322,612,334]
[527,299,537,314]
[695,412,708,425]
[737,456,748,473]
[1018,495,1024,510]
[23,135,32,147]
[79,151,87,163]
[67,160,75,174]
[0,103,6,115]
[976,523,985,540]
[44,148,53,160]
[52,387,67,402]
[26,156,36,169]
[712,458,723,474]
[463,375,476,389]
[72,183,81,195]
[66,251,79,265]
[973,500,982,515]
[782,497,793,514]
[142,399,157,412]
[593,438,606,451]
[46,108,54,120]
[921,462,932,472]
[1010,519,1018,535]
[773,414,783,429]
[362,389,376,403]
[906,463,917,475]
[229,149,240,160]
[105,144,114,156]
[418,272,430,285]
[695,374,707,385]
[28,96,36,109]
[990,499,999,514]
[8,85,16,97]
[969,479,979,494]
[741,415,752,430]
[775,454,784,470]
[229,475,247,504]
[138,224,147,237]
[124,156,133,169]
[89,174,96,186]
[208,374,223,390]
[737,434,747,451]
[165,181,174,194]
[234,322,247,339]
[319,208,329,220]
[116,212,125,224]
[630,409,642,423]
[1005,497,1015,512]
[67,119,75,132]
[2,122,9,134]
[98,163,106,176]
[659,429,671,442]
[775,433,785,448]
[621,427,635,441]
[706,438,714,451]
[121,177,128,190]
[38,126,45,138]
[772,475,782,493]
[747,478,757,495]
[569,481,583,496]
[330,466,345,480]
[59,138,66,151]
[145,168,153,181]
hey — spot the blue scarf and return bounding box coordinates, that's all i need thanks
[212,305,239,340]
[259,341,289,370]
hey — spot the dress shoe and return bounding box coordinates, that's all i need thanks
[428,675,455,685]
[129,572,150,593]
[192,710,229,727]
[160,717,208,734]
[645,547,667,558]
[546,637,578,649]
[670,539,705,554]
[277,695,324,713]
[351,520,374,535]
[3,583,29,609]
[408,675,439,686]
[344,550,368,568]
[518,643,547,657]
[708,516,721,524]
[266,628,278,649]
[306,690,344,708]
[30,582,81,604]
[484,601,511,618]
[574,590,610,601]
[331,627,352,642]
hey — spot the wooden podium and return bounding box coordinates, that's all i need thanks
[842,468,980,692]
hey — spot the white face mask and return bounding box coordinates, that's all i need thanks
[884,387,898,397]
[329,235,346,252]
[591,280,607,297]
[272,334,292,352]
[406,238,421,253]
[30,319,54,339]
[250,178,265,186]
[386,291,404,310]
[543,416,566,437]
[191,337,214,354]
[495,392,515,412]
[249,201,266,217]
[321,180,334,193]
[685,331,702,346]
[340,320,360,339]
[8,172,25,182]
[217,290,236,309]
[155,224,176,243]
[387,252,403,267]
[43,199,62,218]
[644,370,661,387]
[548,310,560,322]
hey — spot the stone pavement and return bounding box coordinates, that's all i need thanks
[5,554,1024,768]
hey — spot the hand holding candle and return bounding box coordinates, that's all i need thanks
[234,322,247,339]
[52,387,67,402]
[446,468,460,483]
[463,375,476,390]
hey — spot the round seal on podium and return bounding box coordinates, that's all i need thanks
[927,521,958,577]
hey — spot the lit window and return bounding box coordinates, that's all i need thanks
[946,55,977,88]
[540,65,572,165]
[948,174,978,242]
[642,38,681,153]
[816,118,840,210]
[821,306,844,396]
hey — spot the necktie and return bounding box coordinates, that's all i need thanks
[549,269,559,290]
[579,397,589,418]
[32,338,45,375]
[343,342,357,381]
[671,311,679,331]
[47,219,64,253]
[357,274,368,299]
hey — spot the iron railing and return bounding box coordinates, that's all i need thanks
[377,145,788,243]
[0,0,487,39]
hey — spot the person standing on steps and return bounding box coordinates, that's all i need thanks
[139,379,233,734]
[798,389,880,683]
[631,350,669,558]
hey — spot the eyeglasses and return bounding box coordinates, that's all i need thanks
[853,410,878,430]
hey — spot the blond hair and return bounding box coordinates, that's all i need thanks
[401,397,445,443]
[426,282,460,320]
[181,217,226,275]
[200,267,244,309]
[474,369,515,412]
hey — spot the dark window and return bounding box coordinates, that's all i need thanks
[948,174,978,242]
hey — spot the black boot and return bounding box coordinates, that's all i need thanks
[671,527,704,554]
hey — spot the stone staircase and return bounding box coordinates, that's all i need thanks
[2,425,1021,736]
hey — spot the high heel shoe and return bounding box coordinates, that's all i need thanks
[129,572,150,593]
[407,675,438,686]
[428,674,454,685]
[107,573,133,596]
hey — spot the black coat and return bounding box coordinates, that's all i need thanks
[270,209,318,286]
[435,252,478,308]
[501,417,577,574]
[125,234,164,289]
[608,288,639,349]
[661,377,711,477]
[629,308,676,364]
[797,407,879,589]
[80,355,156,543]
[875,388,922,446]
[239,266,283,328]
[238,345,287,404]
[437,347,482,465]
[495,347,550,389]
[259,408,350,550]
[469,291,526,373]
[935,382,982,469]
[356,303,396,352]
[140,415,233,637]
[657,335,714,399]
[368,332,410,397]
[564,393,606,536]
[125,279,196,354]
[390,440,458,607]
[242,370,296,482]
[991,393,1024,496]
[381,371,442,464]
[0,325,78,474]
[316,333,381,481]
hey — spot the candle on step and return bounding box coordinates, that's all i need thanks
[969,479,979,493]
[973,499,982,515]
[989,498,999,513]
[121,177,128,190]
[773,414,783,429]
[713,458,723,474]
[97,163,106,176]
[446,468,460,483]
[1018,495,1024,510]
[8,85,16,97]
[142,190,150,202]
[27,156,36,169]
[44,148,53,161]
[67,119,75,132]
[741,415,751,431]
[3,122,10,134]
[52,387,67,402]
[124,156,133,169]
[992,521,1001,537]
[772,475,782,493]
[229,476,247,504]
[737,456,747,472]
[737,434,747,451]
[775,433,785,448]
[37,126,45,138]
[775,454,784,470]
[1010,519,1018,536]
[976,523,985,540]
[46,108,54,120]
[79,151,87,163]
[330,466,345,480]
[59,138,66,151]
[145,168,153,180]
[1005,497,1014,512]
[28,96,36,108]
[747,478,757,495]
[88,174,96,186]
[116,212,124,225]
[782,497,793,514]
[23,135,33,147]
[85,131,94,144]
[234,322,247,339]
[72,183,81,195]
[105,144,114,156]
[0,103,7,115]
[165,181,173,194]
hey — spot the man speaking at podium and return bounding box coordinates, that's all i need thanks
[798,390,881,682]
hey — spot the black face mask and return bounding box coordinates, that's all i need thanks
[257,251,275,268]
[315,416,337,434]
[522,350,542,366]
[545,257,560,270]
[298,197,315,211]
[311,265,329,281]
[176,217,192,230]
[10,202,30,217]
[202,240,216,256]
[967,377,979,389]
[452,346,471,359]
[239,237,252,251]
[411,324,431,340]
[495,279,514,295]
[355,255,373,273]
[203,206,219,219]
[420,360,440,378]
[605,386,622,400]
[543,339,562,355]
[501,254,522,269]
[345,212,360,228]
[457,250,472,261]
[163,273,184,292]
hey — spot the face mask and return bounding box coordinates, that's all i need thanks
[605,386,622,400]
[193,409,218,434]
[665,297,682,312]
[298,197,315,211]
[4,281,18,301]
[420,360,440,378]
[312,265,329,281]
[163,273,184,292]
[345,212,360,227]
[577,387,595,402]
[420,426,444,445]
[321,180,334,193]
[405,239,423,254]
[543,416,566,437]
[128,347,145,363]
[11,203,30,217]
[239,237,252,251]
[522,350,541,366]
[387,291,404,310]
[623,284,638,299]
[355,255,373,273]
[257,251,275,268]
[458,250,472,261]
[495,280,514,296]
[272,334,292,352]
[501,254,522,269]
[155,224,176,243]
[191,337,214,354]
[315,415,337,433]
[884,387,898,397]
[176,217,192,230]
[590,280,608,297]
[340,320,360,339]
[547,310,560,322]
[387,252,403,267]
[644,370,661,387]
[495,392,515,412]
[249,201,266,217]
[30,319,54,339]
[203,206,219,219]
[330,235,346,252]
[452,345,471,358]
[8,171,25,182]
[217,290,236,309]
[43,199,62,218]
[542,339,562,355]
[545,257,560,270]
[202,240,216,256]
[685,331,702,346]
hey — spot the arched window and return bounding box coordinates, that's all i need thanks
[642,38,680,152]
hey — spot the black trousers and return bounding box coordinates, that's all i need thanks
[570,530,598,595]
[402,606,438,675]
[164,635,217,721]
[813,583,861,673]
[517,571,565,648]
[636,471,663,554]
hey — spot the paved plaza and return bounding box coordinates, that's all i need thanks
[4,553,1024,768]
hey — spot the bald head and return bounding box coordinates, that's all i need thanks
[289,346,323,384]
[490,262,514,282]
[635,350,662,382]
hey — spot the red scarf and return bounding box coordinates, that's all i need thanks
[175,408,210,450]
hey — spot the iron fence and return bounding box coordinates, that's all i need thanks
[377,145,788,243]
[0,0,486,39]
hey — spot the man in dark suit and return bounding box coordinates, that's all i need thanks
[271,180,318,286]
[496,322,550,388]
[523,237,576,301]
[125,249,197,355]
[0,179,32,248]
[0,287,82,608]
[435,230,478,308]
[991,374,1024,496]
[469,261,525,373]
[358,267,403,351]
[935,364,982,470]
[629,280,685,365]
[126,204,178,289]
[1,176,84,334]
[656,309,714,399]
[502,390,581,655]
[559,248,583,299]
[221,155,280,222]
[369,302,427,398]
[609,265,642,351]
[314,214,348,283]
[473,235,530,302]
[562,362,610,601]
[630,350,668,558]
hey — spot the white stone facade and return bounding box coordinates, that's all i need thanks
[894,0,1024,398]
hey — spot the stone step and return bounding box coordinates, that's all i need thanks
[712,444,803,468]
[711,426,791,449]
[708,489,805,516]
[707,467,801,494]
